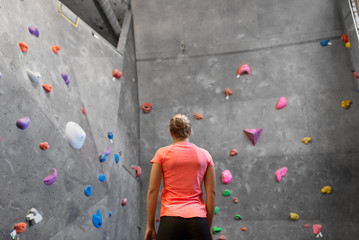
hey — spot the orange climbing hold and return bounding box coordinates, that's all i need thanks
[230,149,238,156]
[14,222,26,234]
[42,84,52,92]
[19,42,29,53]
[353,72,358,79]
[241,226,248,231]
[195,112,203,120]
[218,235,226,240]
[224,88,233,96]
[341,34,349,43]
[233,197,238,204]
[51,45,61,54]
[112,69,122,79]
[40,142,50,150]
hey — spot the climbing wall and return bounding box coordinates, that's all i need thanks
[0,0,140,239]
[133,0,359,239]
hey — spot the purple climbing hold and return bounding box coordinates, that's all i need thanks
[61,73,70,85]
[28,26,39,38]
[43,168,57,185]
[243,128,263,146]
[16,117,31,130]
[103,146,111,156]
[99,173,105,182]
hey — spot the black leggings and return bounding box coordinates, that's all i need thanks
[157,216,212,240]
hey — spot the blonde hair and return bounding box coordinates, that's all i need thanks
[169,114,191,139]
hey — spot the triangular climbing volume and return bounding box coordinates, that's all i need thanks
[243,128,263,146]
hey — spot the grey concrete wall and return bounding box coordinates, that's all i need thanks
[0,1,140,239]
[133,0,359,239]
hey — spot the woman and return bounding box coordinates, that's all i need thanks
[145,114,216,240]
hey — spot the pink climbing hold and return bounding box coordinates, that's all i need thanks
[275,167,288,183]
[221,170,232,184]
[313,224,322,235]
[276,97,287,110]
[237,64,250,78]
[121,198,127,207]
[131,165,142,177]
[304,224,309,228]
[243,128,263,146]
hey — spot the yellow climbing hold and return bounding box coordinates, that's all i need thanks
[302,137,312,144]
[321,186,332,194]
[346,42,351,48]
[341,100,352,109]
[289,212,299,221]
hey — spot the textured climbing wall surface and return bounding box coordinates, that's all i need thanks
[133,0,359,239]
[0,0,140,239]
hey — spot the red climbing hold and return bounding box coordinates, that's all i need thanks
[14,222,26,234]
[82,107,86,115]
[304,224,309,228]
[112,69,122,79]
[40,142,50,150]
[131,165,142,177]
[51,45,61,54]
[42,84,52,92]
[237,64,250,78]
[195,112,203,120]
[225,88,233,96]
[341,34,349,43]
[142,103,152,113]
[230,149,238,156]
[243,128,263,146]
[353,72,358,79]
[156,217,161,222]
[19,42,29,53]
[121,198,127,207]
[313,224,322,235]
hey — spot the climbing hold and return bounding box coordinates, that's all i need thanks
[233,197,238,204]
[304,224,309,228]
[92,209,102,228]
[225,88,233,97]
[221,170,232,184]
[218,235,226,240]
[114,153,120,164]
[19,42,29,53]
[346,42,351,48]
[302,137,312,144]
[289,212,299,221]
[26,69,41,84]
[214,207,219,215]
[16,117,31,130]
[155,217,161,222]
[14,222,26,234]
[99,154,107,162]
[99,173,106,182]
[112,69,122,79]
[237,64,250,78]
[109,211,113,217]
[230,149,238,156]
[43,168,57,185]
[131,165,142,177]
[243,128,263,146]
[223,189,231,196]
[320,40,331,46]
[313,224,322,235]
[25,208,43,225]
[121,198,127,207]
[234,214,243,220]
[61,73,70,85]
[195,112,203,120]
[40,142,50,150]
[341,34,349,43]
[241,226,248,231]
[51,45,61,54]
[0,72,2,79]
[108,132,113,140]
[82,107,86,115]
[103,146,111,156]
[341,100,352,109]
[353,71,358,79]
[65,121,86,149]
[142,103,152,113]
[321,185,332,194]
[276,97,287,110]
[84,185,92,197]
[42,84,52,92]
[275,167,288,183]
[212,226,222,234]
[28,26,39,38]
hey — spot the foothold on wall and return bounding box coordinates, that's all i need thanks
[276,97,287,110]
[243,128,263,146]
[84,185,92,197]
[28,26,39,37]
[320,40,331,46]
[142,103,152,113]
[99,173,106,182]
[313,224,322,235]
[19,41,29,53]
[234,214,242,220]
[225,88,233,99]
[155,217,161,222]
[304,224,309,228]
[103,146,111,156]
[195,112,203,120]
[51,45,61,54]
[16,117,31,130]
[14,222,26,234]
[289,212,299,221]
[223,189,231,196]
[121,198,127,207]
[214,207,219,215]
[230,149,238,156]
[82,107,86,115]
[132,165,142,177]
[43,168,57,185]
[275,167,288,183]
[42,84,53,93]
[114,153,120,164]
[237,64,250,78]
[346,42,351,48]
[302,137,312,144]
[341,34,349,43]
[241,227,248,232]
[108,132,114,140]
[26,208,43,225]
[353,71,358,79]
[109,211,113,217]
[218,235,226,240]
[26,69,41,84]
[65,121,86,149]
[221,170,232,184]
[61,73,70,85]
[92,209,102,228]
[321,186,332,194]
[99,154,107,162]
[40,142,50,150]
[233,197,238,204]
[341,100,352,109]
[212,226,222,234]
[112,69,122,79]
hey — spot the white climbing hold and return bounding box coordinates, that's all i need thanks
[65,121,86,149]
[26,69,41,84]
[26,208,43,225]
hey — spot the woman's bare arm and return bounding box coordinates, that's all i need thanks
[204,165,216,228]
[146,163,162,229]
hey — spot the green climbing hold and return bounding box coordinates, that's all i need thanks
[223,189,231,196]
[212,226,222,234]
[214,207,219,215]
[234,214,242,220]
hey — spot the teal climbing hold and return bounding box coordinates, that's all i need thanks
[99,174,105,182]
[212,226,222,234]
[223,189,231,196]
[214,207,219,215]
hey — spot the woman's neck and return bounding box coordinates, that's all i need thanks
[173,138,189,143]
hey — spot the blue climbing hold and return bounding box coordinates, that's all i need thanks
[84,185,92,197]
[108,132,113,140]
[99,173,106,182]
[320,39,330,46]
[92,209,102,228]
[114,153,120,164]
[109,211,113,217]
[99,154,107,163]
